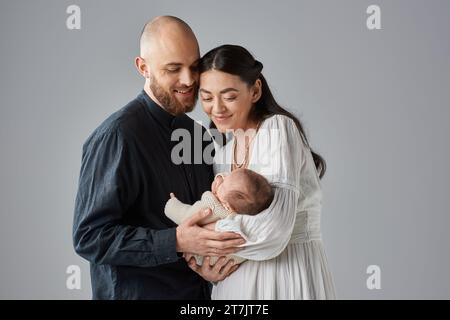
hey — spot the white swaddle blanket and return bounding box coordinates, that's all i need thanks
[164,191,247,265]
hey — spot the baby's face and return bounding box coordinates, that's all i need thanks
[211,172,252,212]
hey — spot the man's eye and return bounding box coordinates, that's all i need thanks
[167,68,180,73]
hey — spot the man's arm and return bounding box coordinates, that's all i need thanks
[73,128,244,267]
[73,128,180,267]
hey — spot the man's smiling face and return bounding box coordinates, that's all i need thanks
[147,27,200,115]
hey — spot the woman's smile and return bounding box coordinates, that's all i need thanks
[213,114,233,122]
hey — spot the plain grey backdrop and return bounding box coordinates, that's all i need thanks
[1,0,449,299]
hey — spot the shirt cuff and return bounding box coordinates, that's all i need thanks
[154,227,180,265]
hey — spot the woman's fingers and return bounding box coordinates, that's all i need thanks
[216,257,234,272]
[187,257,200,272]
[201,257,213,274]
[219,259,236,276]
[190,256,239,282]
[226,264,239,277]
[210,258,237,281]
[212,257,227,273]
[184,253,194,262]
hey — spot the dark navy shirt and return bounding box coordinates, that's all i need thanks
[73,90,214,299]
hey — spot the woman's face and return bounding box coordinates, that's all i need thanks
[199,69,260,133]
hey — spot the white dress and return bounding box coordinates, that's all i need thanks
[212,114,336,300]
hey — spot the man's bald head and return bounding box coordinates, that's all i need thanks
[139,16,197,58]
[135,16,200,116]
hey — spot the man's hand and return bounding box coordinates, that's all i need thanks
[202,221,216,231]
[176,208,245,256]
[187,256,239,282]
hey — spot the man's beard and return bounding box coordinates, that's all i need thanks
[149,74,197,116]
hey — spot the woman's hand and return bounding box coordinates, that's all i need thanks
[186,256,239,282]
[183,252,194,262]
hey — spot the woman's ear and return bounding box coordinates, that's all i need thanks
[251,79,262,103]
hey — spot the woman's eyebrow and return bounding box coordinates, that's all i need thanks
[220,88,239,94]
[199,88,239,94]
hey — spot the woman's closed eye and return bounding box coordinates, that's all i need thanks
[201,96,213,102]
[223,96,237,101]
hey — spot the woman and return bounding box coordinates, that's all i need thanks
[193,44,336,299]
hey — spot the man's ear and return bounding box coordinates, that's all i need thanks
[251,79,262,103]
[135,56,150,78]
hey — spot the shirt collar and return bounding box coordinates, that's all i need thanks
[138,89,176,128]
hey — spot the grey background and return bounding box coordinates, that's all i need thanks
[1,0,449,299]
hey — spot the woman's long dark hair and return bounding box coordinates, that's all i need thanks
[199,44,326,179]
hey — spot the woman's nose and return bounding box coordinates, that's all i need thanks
[212,99,226,113]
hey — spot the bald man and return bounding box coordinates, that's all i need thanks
[73,16,243,299]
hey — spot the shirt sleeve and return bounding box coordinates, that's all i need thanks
[215,115,306,260]
[216,186,298,261]
[73,127,180,267]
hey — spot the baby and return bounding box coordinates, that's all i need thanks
[165,168,274,266]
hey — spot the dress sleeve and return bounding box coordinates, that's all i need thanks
[215,115,306,260]
[73,127,180,267]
